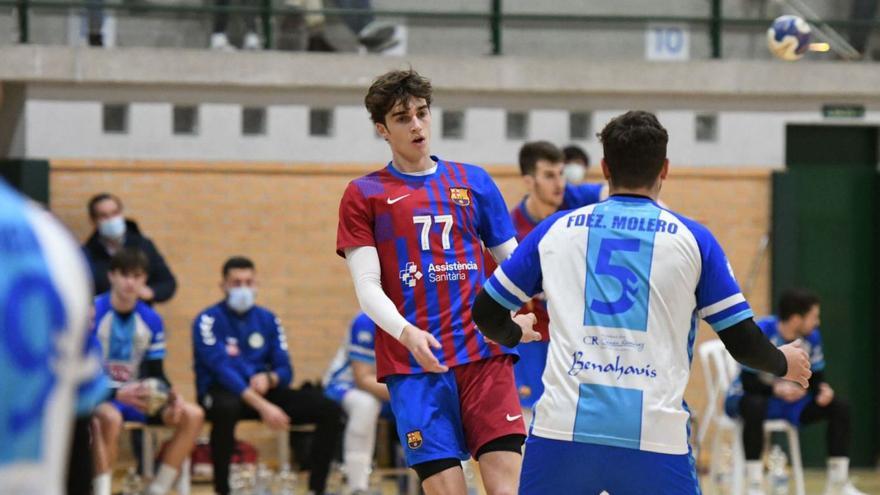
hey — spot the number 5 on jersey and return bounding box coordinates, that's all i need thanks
[413,215,454,251]
[585,233,655,331]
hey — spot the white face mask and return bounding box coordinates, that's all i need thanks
[98,215,126,240]
[227,286,256,313]
[563,163,586,183]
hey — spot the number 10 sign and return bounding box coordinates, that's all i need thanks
[646,23,690,61]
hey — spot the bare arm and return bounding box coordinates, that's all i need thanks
[351,360,390,402]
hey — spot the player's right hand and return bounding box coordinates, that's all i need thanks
[259,402,291,431]
[116,382,149,411]
[779,340,811,388]
[400,325,449,373]
[514,313,541,343]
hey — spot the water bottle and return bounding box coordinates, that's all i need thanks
[277,462,297,495]
[255,463,273,495]
[239,464,257,495]
[229,463,244,495]
[713,444,734,495]
[768,444,790,495]
[121,466,143,495]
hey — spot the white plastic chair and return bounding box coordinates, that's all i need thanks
[697,339,805,495]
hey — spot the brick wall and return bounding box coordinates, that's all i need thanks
[49,159,772,420]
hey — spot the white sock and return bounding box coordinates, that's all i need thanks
[93,472,111,495]
[746,460,764,485]
[827,457,849,484]
[344,452,372,491]
[147,463,179,495]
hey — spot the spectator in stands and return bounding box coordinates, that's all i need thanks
[211,0,261,50]
[86,0,105,47]
[278,0,397,53]
[82,193,177,304]
[323,312,393,494]
[193,256,343,495]
[725,288,865,495]
[334,0,399,52]
[561,144,590,183]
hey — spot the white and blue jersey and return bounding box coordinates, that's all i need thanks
[0,181,103,495]
[323,313,378,402]
[92,293,165,388]
[484,195,752,455]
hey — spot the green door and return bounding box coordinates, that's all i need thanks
[772,124,879,466]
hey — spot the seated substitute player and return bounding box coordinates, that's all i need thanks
[323,312,394,494]
[502,141,605,422]
[725,289,865,495]
[193,256,343,495]
[0,179,101,495]
[89,248,204,495]
[472,110,812,494]
[336,68,535,494]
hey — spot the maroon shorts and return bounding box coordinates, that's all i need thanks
[454,354,526,457]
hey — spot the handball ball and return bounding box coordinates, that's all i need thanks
[141,377,170,416]
[767,15,812,61]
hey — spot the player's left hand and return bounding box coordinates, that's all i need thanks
[513,313,541,344]
[816,382,834,407]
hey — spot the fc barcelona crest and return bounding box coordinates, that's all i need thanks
[406,430,423,449]
[449,187,471,207]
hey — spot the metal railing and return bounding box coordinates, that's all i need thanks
[3,0,880,58]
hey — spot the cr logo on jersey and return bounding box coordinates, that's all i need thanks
[406,430,423,449]
[449,187,471,207]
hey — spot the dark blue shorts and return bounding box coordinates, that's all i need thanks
[520,435,701,495]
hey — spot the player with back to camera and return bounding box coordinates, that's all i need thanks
[337,68,541,494]
[0,179,104,495]
[473,110,812,494]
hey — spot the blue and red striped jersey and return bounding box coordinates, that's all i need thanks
[337,156,516,379]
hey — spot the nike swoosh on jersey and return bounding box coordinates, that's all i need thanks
[506,414,522,422]
[387,194,411,204]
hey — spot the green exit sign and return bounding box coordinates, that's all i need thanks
[822,104,865,118]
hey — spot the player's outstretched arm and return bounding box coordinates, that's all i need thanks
[472,290,541,347]
[718,318,812,388]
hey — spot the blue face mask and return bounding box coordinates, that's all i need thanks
[98,215,126,240]
[226,286,255,313]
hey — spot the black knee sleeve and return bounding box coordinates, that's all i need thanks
[412,458,462,481]
[475,434,526,459]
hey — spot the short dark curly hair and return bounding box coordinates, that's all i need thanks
[598,111,668,189]
[364,69,433,125]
